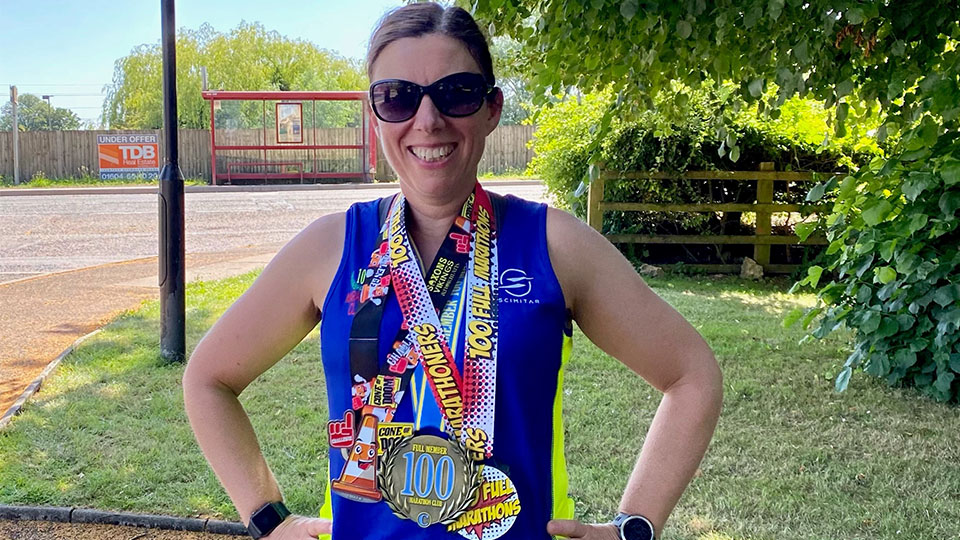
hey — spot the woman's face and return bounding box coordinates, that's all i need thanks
[369,33,502,203]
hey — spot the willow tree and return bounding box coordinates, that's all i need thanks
[472,0,960,401]
[103,22,365,129]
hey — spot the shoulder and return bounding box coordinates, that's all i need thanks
[545,206,636,314]
[545,206,611,272]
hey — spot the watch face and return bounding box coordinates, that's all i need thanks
[621,515,655,540]
[250,506,278,532]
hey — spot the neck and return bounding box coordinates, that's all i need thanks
[403,181,476,264]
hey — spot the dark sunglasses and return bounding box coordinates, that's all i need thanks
[369,72,497,123]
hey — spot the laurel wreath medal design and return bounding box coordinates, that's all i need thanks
[379,433,481,528]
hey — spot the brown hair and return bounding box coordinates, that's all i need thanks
[366,3,495,87]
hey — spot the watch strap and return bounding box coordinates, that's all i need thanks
[247,501,291,539]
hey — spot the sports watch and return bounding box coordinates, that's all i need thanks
[246,501,291,539]
[612,512,656,540]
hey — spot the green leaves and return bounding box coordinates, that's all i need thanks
[940,160,960,186]
[743,5,763,28]
[806,182,827,202]
[845,7,865,24]
[795,221,818,241]
[902,173,934,202]
[471,0,960,403]
[835,367,852,392]
[728,144,741,163]
[933,284,960,308]
[804,265,824,288]
[768,0,785,21]
[939,191,960,218]
[836,79,854,98]
[862,199,892,226]
[875,266,897,284]
[793,38,810,64]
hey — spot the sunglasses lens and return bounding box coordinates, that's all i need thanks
[432,73,487,117]
[371,81,420,122]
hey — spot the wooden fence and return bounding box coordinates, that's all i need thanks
[0,124,536,182]
[586,162,830,274]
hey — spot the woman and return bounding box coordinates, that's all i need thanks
[183,4,722,540]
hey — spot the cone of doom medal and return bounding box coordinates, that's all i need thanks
[331,414,382,502]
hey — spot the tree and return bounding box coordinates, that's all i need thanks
[0,94,81,131]
[103,22,366,129]
[472,0,960,401]
[491,37,535,125]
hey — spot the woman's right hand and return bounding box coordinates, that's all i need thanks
[263,515,332,539]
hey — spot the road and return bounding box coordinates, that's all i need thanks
[0,182,548,284]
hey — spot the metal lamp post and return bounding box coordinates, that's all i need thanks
[159,0,186,363]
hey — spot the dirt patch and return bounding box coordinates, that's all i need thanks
[0,247,277,418]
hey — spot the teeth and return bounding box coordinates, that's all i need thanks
[411,145,454,162]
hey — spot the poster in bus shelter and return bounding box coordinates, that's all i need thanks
[97,134,160,180]
[277,103,303,144]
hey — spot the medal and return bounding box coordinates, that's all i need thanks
[333,184,518,530]
[447,465,521,540]
[378,433,481,528]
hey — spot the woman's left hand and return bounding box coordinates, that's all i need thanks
[547,519,621,539]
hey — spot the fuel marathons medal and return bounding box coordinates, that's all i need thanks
[378,433,481,528]
[448,465,521,540]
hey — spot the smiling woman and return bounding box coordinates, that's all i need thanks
[182,4,722,540]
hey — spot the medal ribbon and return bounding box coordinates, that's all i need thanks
[388,184,498,461]
[347,184,498,461]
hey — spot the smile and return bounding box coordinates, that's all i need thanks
[409,144,455,162]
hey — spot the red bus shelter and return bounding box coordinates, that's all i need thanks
[201,90,377,185]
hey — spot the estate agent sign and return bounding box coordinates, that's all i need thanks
[97,133,160,180]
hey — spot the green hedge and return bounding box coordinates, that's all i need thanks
[528,87,873,265]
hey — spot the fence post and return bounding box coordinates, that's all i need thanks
[10,86,18,185]
[586,164,605,232]
[754,162,775,267]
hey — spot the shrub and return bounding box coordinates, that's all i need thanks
[528,86,872,265]
[791,127,960,402]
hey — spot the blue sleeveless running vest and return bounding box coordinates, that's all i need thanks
[319,192,574,539]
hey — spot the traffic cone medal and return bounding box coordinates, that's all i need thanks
[331,414,382,502]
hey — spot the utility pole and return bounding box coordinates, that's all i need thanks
[42,95,52,130]
[9,86,18,185]
[159,0,186,363]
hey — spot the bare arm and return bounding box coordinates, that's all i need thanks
[544,208,723,538]
[182,213,345,528]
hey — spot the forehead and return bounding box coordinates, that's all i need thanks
[370,33,482,84]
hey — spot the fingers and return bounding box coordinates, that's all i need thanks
[304,518,332,536]
[547,518,590,538]
[263,516,332,539]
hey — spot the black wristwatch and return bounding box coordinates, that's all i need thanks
[247,501,291,539]
[612,512,656,540]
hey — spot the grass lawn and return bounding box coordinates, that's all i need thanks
[0,272,957,540]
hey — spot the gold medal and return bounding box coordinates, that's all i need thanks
[378,433,481,528]
[447,465,521,540]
